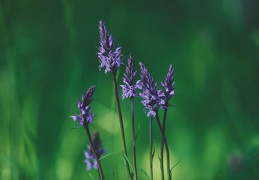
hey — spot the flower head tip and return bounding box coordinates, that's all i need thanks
[120,56,140,99]
[139,62,165,117]
[98,20,123,74]
[161,64,175,105]
[70,86,95,127]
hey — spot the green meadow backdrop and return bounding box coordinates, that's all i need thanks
[1,0,259,179]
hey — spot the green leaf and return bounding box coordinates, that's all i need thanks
[137,168,150,180]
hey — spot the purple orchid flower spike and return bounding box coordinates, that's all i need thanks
[70,86,95,127]
[139,62,165,117]
[161,64,175,107]
[98,20,123,74]
[121,56,141,99]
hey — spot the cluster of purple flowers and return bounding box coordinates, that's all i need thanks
[70,86,95,127]
[70,20,176,179]
[98,20,123,74]
[138,62,167,117]
[121,60,175,117]
[98,19,175,117]
[161,65,175,103]
[70,86,105,172]
[120,56,141,99]
[84,132,106,170]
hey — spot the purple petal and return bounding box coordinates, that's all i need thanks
[147,110,156,117]
[70,116,80,121]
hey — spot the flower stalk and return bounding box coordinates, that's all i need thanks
[160,64,175,179]
[131,97,138,180]
[112,71,131,178]
[84,125,105,180]
[98,20,131,178]
[149,117,154,180]
[70,86,106,179]
[160,108,168,180]
[121,56,139,179]
[155,114,171,180]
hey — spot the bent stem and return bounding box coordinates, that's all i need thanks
[111,71,131,179]
[84,124,104,180]
[131,97,138,180]
[155,114,171,180]
[149,117,153,180]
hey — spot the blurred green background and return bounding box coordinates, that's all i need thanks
[1,0,259,179]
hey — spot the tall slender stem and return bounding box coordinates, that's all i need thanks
[84,125,104,180]
[111,71,131,179]
[160,107,168,180]
[155,114,171,180]
[131,97,138,180]
[149,117,153,180]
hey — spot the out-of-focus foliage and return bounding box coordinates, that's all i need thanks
[1,0,259,179]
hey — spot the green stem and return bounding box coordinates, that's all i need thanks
[155,114,171,180]
[160,107,168,180]
[84,125,104,180]
[149,117,153,180]
[131,97,138,180]
[111,71,131,179]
